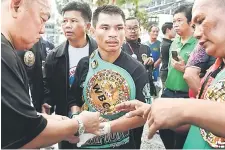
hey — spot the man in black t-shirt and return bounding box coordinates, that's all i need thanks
[160,22,176,87]
[122,17,153,65]
[1,0,101,148]
[122,17,154,149]
[17,40,46,113]
[68,5,151,149]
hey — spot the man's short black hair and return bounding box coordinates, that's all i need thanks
[61,1,92,22]
[173,4,193,23]
[149,24,159,32]
[92,5,125,28]
[126,17,140,25]
[161,22,173,34]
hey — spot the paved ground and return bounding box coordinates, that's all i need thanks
[141,124,165,149]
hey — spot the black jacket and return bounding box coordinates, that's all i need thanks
[17,40,44,112]
[44,35,97,115]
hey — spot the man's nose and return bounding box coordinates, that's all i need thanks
[65,21,72,28]
[40,25,45,34]
[108,28,117,37]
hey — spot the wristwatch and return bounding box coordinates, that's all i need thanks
[71,112,80,118]
[74,117,85,136]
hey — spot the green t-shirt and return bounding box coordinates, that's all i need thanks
[183,126,212,149]
[183,68,225,149]
[165,36,197,92]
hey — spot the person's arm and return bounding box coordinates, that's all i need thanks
[154,58,161,68]
[22,110,101,149]
[184,45,211,95]
[110,115,145,133]
[184,99,225,137]
[183,67,201,95]
[146,98,225,138]
[116,98,225,138]
[21,118,79,148]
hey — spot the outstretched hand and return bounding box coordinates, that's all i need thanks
[115,100,151,119]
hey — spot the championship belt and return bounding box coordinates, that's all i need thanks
[83,50,136,120]
[200,69,225,148]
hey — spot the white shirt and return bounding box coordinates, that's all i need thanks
[68,43,89,87]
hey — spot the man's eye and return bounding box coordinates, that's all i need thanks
[41,17,45,23]
[102,27,108,30]
[197,19,204,25]
[118,27,124,30]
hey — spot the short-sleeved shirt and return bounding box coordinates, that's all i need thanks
[183,58,225,149]
[68,51,151,149]
[186,44,216,77]
[1,34,47,149]
[165,36,198,92]
[146,40,161,81]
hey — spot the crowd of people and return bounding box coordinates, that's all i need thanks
[1,0,225,149]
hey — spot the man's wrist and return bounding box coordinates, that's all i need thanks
[99,122,111,135]
[74,117,85,136]
[181,66,186,72]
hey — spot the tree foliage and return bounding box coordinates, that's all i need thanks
[116,0,151,30]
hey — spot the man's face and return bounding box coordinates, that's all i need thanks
[62,10,89,41]
[173,12,191,36]
[192,0,225,58]
[168,28,176,39]
[93,13,125,53]
[11,0,51,50]
[149,26,159,40]
[125,19,140,41]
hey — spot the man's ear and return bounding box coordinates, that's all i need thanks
[10,0,23,18]
[92,27,96,35]
[86,22,91,31]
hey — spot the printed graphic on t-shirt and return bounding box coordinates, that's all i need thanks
[69,66,76,87]
[81,131,129,148]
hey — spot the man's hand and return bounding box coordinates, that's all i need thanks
[145,98,186,139]
[42,103,51,114]
[153,58,161,69]
[77,111,101,135]
[115,100,151,119]
[144,57,154,65]
[171,56,185,72]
